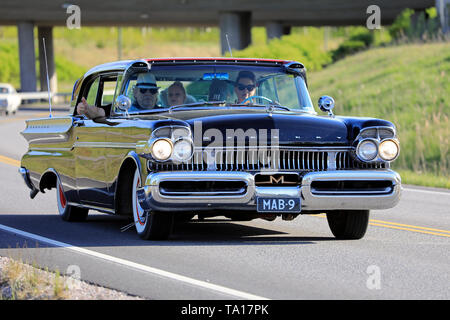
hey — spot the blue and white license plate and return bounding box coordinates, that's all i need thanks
[256,197,301,213]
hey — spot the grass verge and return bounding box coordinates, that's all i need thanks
[0,256,69,300]
[397,170,450,189]
[309,42,450,189]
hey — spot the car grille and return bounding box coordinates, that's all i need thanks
[148,148,386,172]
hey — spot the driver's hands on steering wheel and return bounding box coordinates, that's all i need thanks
[241,95,276,105]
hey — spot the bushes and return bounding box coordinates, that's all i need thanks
[54,56,86,82]
[331,30,375,61]
[230,30,332,71]
[0,42,20,87]
[309,42,450,178]
[0,42,86,89]
[388,8,442,41]
[331,40,367,61]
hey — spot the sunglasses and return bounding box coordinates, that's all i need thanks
[138,88,158,94]
[236,84,256,91]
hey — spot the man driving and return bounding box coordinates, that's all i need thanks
[77,73,160,118]
[128,73,160,111]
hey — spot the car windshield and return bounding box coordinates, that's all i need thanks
[0,87,8,94]
[114,64,315,114]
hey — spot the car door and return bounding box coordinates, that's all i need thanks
[74,73,117,208]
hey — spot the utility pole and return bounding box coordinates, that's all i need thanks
[118,26,123,60]
[324,27,329,51]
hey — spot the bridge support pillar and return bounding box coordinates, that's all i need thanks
[17,22,37,92]
[219,11,252,55]
[266,21,291,41]
[38,26,57,94]
[436,0,449,34]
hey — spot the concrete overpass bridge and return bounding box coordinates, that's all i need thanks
[0,0,444,93]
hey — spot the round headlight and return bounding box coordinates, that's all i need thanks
[379,139,399,161]
[172,139,193,161]
[357,140,378,161]
[151,139,172,161]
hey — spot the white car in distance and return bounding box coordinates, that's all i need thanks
[0,83,21,116]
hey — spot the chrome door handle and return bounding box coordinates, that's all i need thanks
[73,119,84,127]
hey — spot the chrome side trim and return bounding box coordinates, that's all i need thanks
[73,142,137,149]
[67,202,116,214]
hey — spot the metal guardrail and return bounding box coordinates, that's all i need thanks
[18,92,72,104]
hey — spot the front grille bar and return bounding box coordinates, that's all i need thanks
[149,147,387,172]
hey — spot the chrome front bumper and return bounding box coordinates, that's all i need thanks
[137,169,402,212]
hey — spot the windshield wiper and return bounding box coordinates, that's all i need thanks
[169,101,227,112]
[231,103,291,112]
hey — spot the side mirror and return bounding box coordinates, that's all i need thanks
[115,95,131,112]
[318,95,335,116]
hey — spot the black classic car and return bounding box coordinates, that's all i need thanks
[19,58,401,240]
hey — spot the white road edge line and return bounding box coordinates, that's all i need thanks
[0,223,269,300]
[403,188,450,196]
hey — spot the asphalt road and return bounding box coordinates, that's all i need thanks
[0,109,449,300]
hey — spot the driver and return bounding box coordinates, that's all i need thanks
[128,73,160,111]
[234,71,256,104]
[76,73,160,118]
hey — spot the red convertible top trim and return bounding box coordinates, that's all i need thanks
[146,57,292,64]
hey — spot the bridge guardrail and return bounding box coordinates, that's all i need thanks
[18,92,72,104]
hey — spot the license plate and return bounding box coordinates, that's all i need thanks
[256,197,301,213]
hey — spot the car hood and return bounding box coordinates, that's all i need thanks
[163,109,349,146]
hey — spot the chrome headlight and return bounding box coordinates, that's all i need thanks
[379,139,399,161]
[151,139,173,161]
[172,139,193,162]
[356,140,378,161]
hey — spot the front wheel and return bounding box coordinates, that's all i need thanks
[326,210,369,240]
[56,179,89,222]
[131,168,173,240]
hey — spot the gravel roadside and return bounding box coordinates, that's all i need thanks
[0,256,144,300]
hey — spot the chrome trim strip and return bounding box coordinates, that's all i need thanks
[73,142,136,149]
[197,146,352,151]
[29,147,73,152]
[67,202,116,214]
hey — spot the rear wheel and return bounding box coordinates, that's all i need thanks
[131,168,173,240]
[326,210,369,240]
[56,179,88,222]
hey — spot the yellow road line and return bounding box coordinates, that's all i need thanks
[314,214,450,238]
[0,112,51,124]
[0,155,20,167]
[369,222,450,238]
[370,219,450,234]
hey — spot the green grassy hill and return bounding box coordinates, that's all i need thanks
[308,42,450,188]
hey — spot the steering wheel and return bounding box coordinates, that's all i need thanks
[241,95,276,105]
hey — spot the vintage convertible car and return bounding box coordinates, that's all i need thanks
[19,58,401,240]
